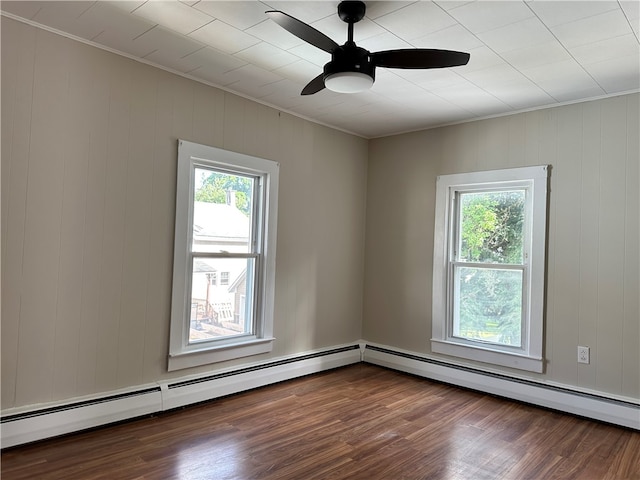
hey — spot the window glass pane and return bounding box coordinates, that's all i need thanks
[189,257,255,344]
[454,266,522,347]
[193,168,254,254]
[458,190,525,264]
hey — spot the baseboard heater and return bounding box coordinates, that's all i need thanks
[2,342,637,448]
[1,344,361,448]
[363,344,639,430]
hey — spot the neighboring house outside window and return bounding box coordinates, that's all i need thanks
[169,140,279,371]
[431,166,549,373]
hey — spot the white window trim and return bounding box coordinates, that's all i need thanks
[431,165,549,373]
[168,140,279,371]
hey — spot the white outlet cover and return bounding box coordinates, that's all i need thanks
[577,346,590,364]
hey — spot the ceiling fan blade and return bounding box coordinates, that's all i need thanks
[372,49,470,69]
[301,74,326,95]
[266,10,339,53]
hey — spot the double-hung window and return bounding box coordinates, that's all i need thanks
[169,140,279,371]
[431,166,549,372]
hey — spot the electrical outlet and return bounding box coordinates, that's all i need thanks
[577,346,590,364]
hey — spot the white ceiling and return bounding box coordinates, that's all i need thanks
[2,1,639,138]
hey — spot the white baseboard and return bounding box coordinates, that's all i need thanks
[3,341,637,449]
[363,343,640,430]
[0,388,163,449]
[1,344,361,448]
[160,344,362,411]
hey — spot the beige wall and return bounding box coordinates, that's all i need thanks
[364,94,639,399]
[1,18,368,409]
[2,16,638,412]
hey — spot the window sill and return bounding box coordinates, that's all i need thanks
[168,337,275,371]
[431,339,543,373]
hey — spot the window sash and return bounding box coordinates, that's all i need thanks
[190,166,260,256]
[446,182,532,354]
[185,165,264,350]
[451,186,531,261]
[187,255,258,346]
[449,263,527,352]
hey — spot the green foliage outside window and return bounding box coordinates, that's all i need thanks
[460,190,524,264]
[195,171,252,216]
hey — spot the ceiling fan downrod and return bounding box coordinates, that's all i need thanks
[338,1,366,45]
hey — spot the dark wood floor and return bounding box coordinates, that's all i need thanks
[2,364,639,480]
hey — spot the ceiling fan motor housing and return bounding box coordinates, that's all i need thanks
[323,45,375,82]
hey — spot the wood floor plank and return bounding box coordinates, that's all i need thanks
[2,364,639,479]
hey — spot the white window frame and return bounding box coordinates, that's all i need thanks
[168,140,279,371]
[431,166,549,373]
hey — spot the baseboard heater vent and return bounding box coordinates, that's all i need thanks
[161,345,361,411]
[0,386,163,449]
[364,344,640,430]
[168,345,359,390]
[1,387,162,424]
[1,344,361,448]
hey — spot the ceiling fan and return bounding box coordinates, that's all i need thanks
[266,1,470,95]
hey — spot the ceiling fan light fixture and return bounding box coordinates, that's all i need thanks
[325,71,374,93]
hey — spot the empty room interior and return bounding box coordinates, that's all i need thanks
[1,1,639,478]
